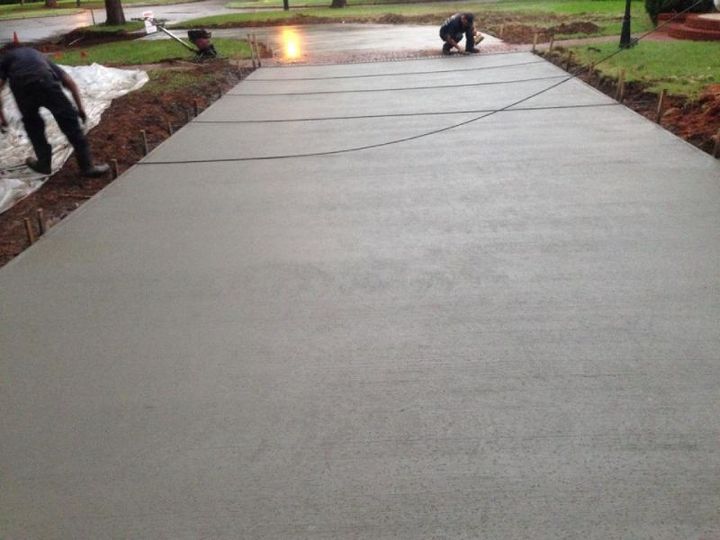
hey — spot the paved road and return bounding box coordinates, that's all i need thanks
[0,0,237,43]
[1,51,720,538]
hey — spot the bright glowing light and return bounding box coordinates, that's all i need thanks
[280,28,302,60]
[287,40,298,58]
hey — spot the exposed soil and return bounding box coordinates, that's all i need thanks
[1,31,718,269]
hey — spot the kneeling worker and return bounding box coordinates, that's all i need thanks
[439,12,480,55]
[0,43,109,177]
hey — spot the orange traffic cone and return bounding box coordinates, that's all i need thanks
[12,32,19,45]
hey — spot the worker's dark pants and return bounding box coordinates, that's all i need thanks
[440,30,474,52]
[13,79,92,169]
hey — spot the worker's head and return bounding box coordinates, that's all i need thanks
[188,29,213,52]
[194,37,212,51]
[460,13,474,28]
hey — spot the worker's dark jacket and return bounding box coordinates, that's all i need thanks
[439,13,474,40]
[0,47,90,168]
[0,46,67,93]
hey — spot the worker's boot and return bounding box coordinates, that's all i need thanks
[442,42,452,55]
[26,157,52,175]
[80,163,110,178]
[76,150,110,178]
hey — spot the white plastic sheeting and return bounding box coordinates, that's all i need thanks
[0,64,148,214]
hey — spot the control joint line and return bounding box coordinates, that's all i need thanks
[228,75,567,96]
[247,60,546,81]
[193,103,620,125]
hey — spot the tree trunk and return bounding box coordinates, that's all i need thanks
[104,0,126,25]
[45,0,58,7]
[329,0,346,7]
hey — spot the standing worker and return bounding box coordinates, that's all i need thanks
[439,12,480,55]
[0,43,109,177]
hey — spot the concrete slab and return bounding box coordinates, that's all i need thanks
[2,52,720,539]
[189,54,612,123]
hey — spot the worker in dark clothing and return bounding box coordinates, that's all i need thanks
[439,12,480,55]
[0,44,109,177]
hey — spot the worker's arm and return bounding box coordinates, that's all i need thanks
[59,70,87,123]
[0,79,7,131]
[448,37,463,52]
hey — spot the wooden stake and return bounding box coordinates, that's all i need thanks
[616,69,625,102]
[532,32,538,52]
[565,51,573,71]
[24,217,36,245]
[714,129,720,159]
[548,35,554,52]
[36,208,46,235]
[140,129,149,156]
[193,99,200,117]
[655,89,667,123]
[256,35,262,67]
[167,121,174,135]
[250,34,257,69]
[499,24,505,39]
[186,108,192,123]
[111,158,119,179]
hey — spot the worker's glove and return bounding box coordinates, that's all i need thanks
[77,109,87,124]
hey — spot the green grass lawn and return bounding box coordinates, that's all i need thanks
[48,37,252,65]
[142,68,214,92]
[185,0,653,38]
[0,3,82,19]
[568,40,720,97]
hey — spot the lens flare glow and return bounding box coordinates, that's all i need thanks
[281,28,302,60]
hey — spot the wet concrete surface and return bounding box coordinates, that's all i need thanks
[2,51,720,538]
[143,23,509,60]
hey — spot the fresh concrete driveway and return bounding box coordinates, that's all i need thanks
[1,52,720,538]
